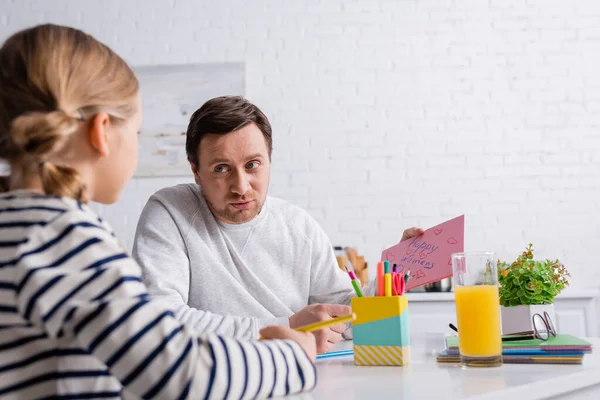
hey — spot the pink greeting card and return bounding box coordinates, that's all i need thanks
[381,215,464,291]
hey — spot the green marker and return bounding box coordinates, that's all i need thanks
[344,263,364,297]
[351,279,364,297]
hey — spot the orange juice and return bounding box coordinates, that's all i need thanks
[455,285,502,357]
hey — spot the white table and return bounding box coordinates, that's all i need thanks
[290,338,600,400]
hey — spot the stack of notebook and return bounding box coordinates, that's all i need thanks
[437,334,593,364]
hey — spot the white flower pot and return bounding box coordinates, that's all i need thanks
[500,304,557,335]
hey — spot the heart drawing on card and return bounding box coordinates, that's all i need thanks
[447,237,458,245]
[386,252,396,262]
[433,228,443,236]
[416,270,426,279]
[405,248,412,256]
[419,253,427,260]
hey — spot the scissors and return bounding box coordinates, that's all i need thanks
[503,311,557,341]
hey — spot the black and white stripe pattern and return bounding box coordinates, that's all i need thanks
[0,191,316,399]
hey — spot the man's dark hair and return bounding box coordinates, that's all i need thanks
[186,96,273,167]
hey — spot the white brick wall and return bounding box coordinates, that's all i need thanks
[2,0,600,291]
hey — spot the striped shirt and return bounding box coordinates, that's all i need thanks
[0,191,316,399]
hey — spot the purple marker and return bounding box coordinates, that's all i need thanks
[392,264,399,274]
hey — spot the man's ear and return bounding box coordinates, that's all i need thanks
[190,162,201,186]
[88,112,111,156]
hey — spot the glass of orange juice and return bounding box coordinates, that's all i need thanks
[452,252,502,367]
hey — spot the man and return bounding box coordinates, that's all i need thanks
[133,96,422,353]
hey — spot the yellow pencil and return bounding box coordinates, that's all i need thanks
[258,313,356,341]
[295,313,356,333]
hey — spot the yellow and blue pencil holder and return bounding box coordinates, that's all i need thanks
[351,296,411,366]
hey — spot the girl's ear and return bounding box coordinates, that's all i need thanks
[88,112,111,156]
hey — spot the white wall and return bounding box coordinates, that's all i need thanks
[2,0,600,290]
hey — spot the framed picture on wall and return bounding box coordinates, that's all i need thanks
[134,63,245,177]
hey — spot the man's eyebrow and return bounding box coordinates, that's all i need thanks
[207,153,265,165]
[209,157,230,164]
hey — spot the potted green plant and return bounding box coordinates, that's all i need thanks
[497,244,570,335]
